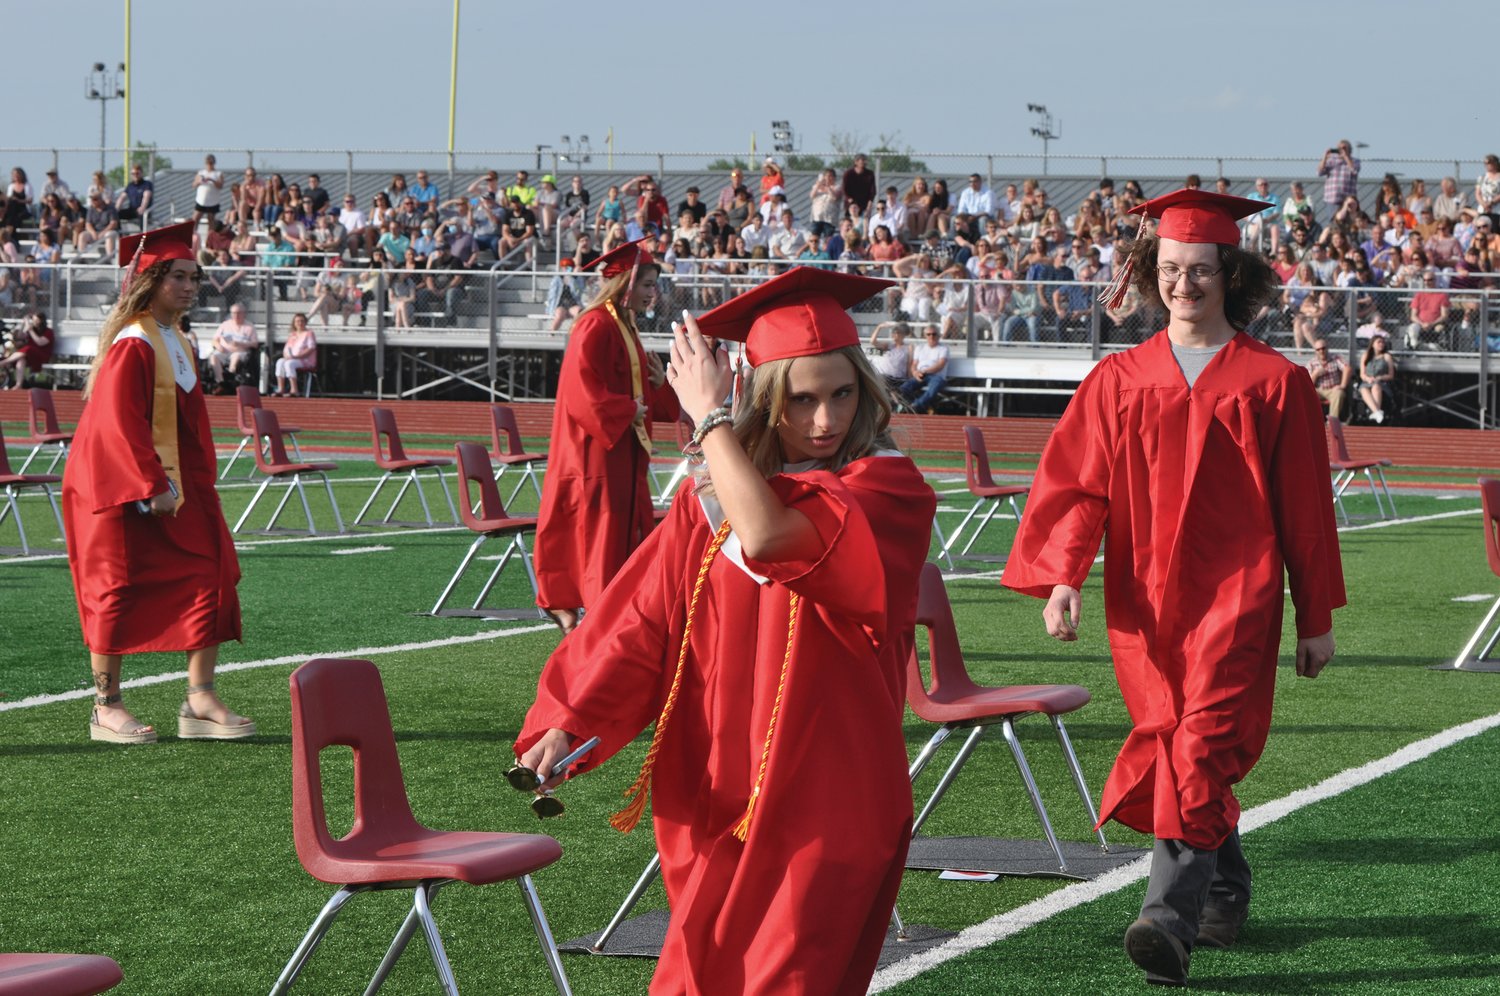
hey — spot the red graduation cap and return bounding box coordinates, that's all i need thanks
[1129,188,1272,245]
[693,266,894,366]
[119,220,196,270]
[581,237,655,278]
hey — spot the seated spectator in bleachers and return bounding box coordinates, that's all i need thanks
[1104,278,1149,342]
[35,193,66,241]
[559,175,590,247]
[468,169,502,201]
[739,211,772,254]
[1405,269,1452,349]
[934,263,972,339]
[0,312,54,388]
[674,209,703,252]
[545,256,585,331]
[376,219,411,264]
[1270,243,1299,283]
[1281,181,1313,231]
[202,247,246,312]
[388,258,418,329]
[867,320,913,393]
[867,224,903,272]
[1432,176,1466,223]
[888,253,937,322]
[392,194,424,233]
[1383,213,1416,252]
[845,200,869,243]
[842,153,876,215]
[900,325,950,414]
[75,192,119,258]
[411,218,437,258]
[593,183,624,234]
[274,312,317,396]
[901,176,934,240]
[1358,333,1396,423]
[770,209,805,263]
[1307,242,1337,285]
[796,232,832,269]
[84,170,112,207]
[115,163,153,229]
[1010,203,1041,242]
[623,205,653,243]
[920,228,965,272]
[715,166,747,214]
[261,173,288,226]
[422,239,468,323]
[534,175,561,239]
[0,225,19,269]
[955,173,994,226]
[723,186,754,232]
[302,173,330,215]
[1374,174,1405,221]
[498,194,537,263]
[231,166,266,227]
[506,170,537,208]
[40,168,70,203]
[350,192,394,256]
[836,232,868,273]
[1425,218,1462,269]
[307,257,348,326]
[1305,339,1351,418]
[338,192,367,248]
[209,303,258,392]
[931,179,955,237]
[311,211,346,260]
[1286,261,1332,351]
[262,226,296,301]
[867,188,907,242]
[385,172,411,206]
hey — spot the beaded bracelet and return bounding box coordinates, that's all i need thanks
[690,406,733,449]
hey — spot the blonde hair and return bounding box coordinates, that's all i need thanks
[85,260,179,397]
[584,261,661,313]
[695,345,896,496]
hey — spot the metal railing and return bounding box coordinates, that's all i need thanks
[9,259,1496,426]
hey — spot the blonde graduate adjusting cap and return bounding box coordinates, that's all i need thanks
[692,266,894,366]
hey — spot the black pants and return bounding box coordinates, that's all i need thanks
[1140,827,1250,948]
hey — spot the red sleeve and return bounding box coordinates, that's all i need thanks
[557,310,644,448]
[1270,366,1347,637]
[740,456,936,640]
[515,491,697,772]
[1001,361,1116,598]
[79,338,171,512]
[644,370,682,423]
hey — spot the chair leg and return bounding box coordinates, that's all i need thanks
[4,488,30,556]
[434,466,459,523]
[353,473,393,526]
[320,473,346,533]
[928,515,957,571]
[517,874,573,995]
[1444,594,1500,669]
[412,880,460,996]
[364,903,422,996]
[15,443,44,475]
[471,537,516,609]
[907,725,956,782]
[944,499,985,557]
[525,462,545,503]
[293,475,317,534]
[959,499,1004,557]
[912,725,986,836]
[411,469,435,525]
[591,852,661,954]
[233,475,277,532]
[1050,716,1108,851]
[999,718,1069,873]
[45,441,67,475]
[432,535,487,614]
[504,469,529,510]
[1375,465,1397,518]
[1364,467,1387,519]
[44,484,65,540]
[890,902,908,941]
[1009,494,1025,523]
[512,532,546,618]
[269,885,367,996]
[287,431,305,461]
[220,435,251,481]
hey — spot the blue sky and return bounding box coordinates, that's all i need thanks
[6,0,1489,183]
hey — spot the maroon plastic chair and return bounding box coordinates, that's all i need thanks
[270,658,571,995]
[220,385,303,480]
[431,441,543,619]
[1326,415,1397,523]
[1437,478,1500,673]
[16,388,72,475]
[0,953,122,995]
[353,407,457,526]
[0,423,65,556]
[231,408,344,535]
[945,425,1030,561]
[649,411,697,508]
[489,404,547,507]
[906,562,1107,873]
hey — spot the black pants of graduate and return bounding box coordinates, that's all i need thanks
[1140,827,1251,948]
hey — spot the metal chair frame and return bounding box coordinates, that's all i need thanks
[221,386,304,481]
[0,423,64,556]
[944,425,1028,560]
[232,409,344,536]
[17,388,72,475]
[489,404,547,508]
[1326,415,1397,524]
[354,408,458,527]
[1433,478,1500,673]
[432,442,544,619]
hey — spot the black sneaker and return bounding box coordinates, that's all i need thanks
[1195,903,1248,949]
[1124,918,1189,987]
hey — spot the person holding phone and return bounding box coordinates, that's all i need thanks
[1317,140,1361,225]
[62,222,252,745]
[517,267,935,994]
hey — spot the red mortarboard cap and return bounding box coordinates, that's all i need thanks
[581,237,655,278]
[1130,189,1272,245]
[119,220,196,269]
[693,266,894,366]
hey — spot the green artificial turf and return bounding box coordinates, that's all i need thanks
[1,459,1498,994]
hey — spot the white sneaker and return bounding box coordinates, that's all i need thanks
[1371,410,1385,423]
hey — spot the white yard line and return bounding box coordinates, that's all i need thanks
[329,545,394,555]
[1336,507,1480,532]
[0,623,555,713]
[868,705,1500,992]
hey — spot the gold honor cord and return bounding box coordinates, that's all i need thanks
[135,316,186,512]
[604,300,653,452]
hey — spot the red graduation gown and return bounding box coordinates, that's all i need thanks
[517,455,935,995]
[534,306,680,611]
[62,337,242,654]
[1002,331,1344,850]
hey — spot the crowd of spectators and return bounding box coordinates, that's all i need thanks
[4,148,1500,386]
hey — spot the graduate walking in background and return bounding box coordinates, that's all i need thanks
[1002,190,1345,986]
[517,268,936,995]
[533,239,680,634]
[63,222,253,744]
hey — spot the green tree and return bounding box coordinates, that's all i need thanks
[706,158,750,172]
[107,142,172,187]
[785,154,826,172]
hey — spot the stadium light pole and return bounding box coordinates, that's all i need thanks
[85,62,126,176]
[1027,103,1060,176]
[448,0,460,193]
[123,0,132,174]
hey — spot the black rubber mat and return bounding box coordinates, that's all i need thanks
[905,836,1149,880]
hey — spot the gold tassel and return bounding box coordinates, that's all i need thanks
[1097,212,1149,309]
[610,521,733,833]
[730,592,801,843]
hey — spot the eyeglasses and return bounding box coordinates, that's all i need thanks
[1157,264,1222,283]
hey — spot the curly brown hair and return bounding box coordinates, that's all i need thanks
[1121,235,1280,331]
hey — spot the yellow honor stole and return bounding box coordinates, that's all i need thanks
[131,315,189,512]
[604,300,653,453]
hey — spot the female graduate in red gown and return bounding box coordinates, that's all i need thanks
[1002,190,1345,985]
[63,221,253,744]
[517,267,937,995]
[533,239,680,633]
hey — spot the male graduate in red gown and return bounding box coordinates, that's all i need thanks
[517,267,936,994]
[64,221,252,744]
[1002,190,1345,986]
[533,239,680,633]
